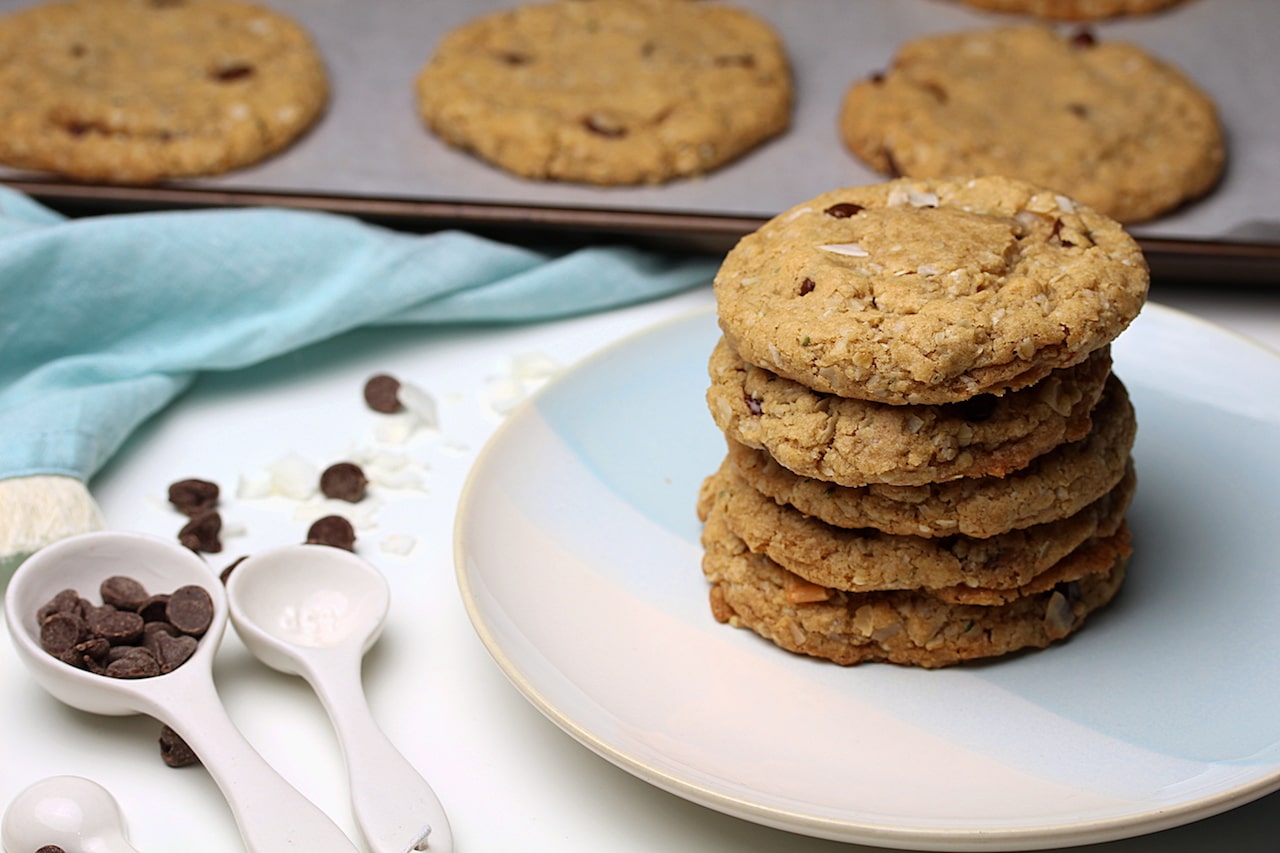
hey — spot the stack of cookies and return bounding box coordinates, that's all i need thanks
[698,175,1149,668]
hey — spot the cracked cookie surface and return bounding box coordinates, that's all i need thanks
[414,0,791,185]
[838,27,1223,223]
[713,176,1147,404]
[0,0,329,183]
[702,510,1129,668]
[697,461,1135,603]
[707,336,1112,487]
[726,373,1135,537]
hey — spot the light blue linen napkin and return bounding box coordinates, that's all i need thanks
[0,187,719,561]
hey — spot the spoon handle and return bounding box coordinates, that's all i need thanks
[306,649,453,853]
[141,674,360,853]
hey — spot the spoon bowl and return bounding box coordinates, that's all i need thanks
[5,531,360,853]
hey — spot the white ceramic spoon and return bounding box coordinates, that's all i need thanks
[225,545,452,853]
[2,775,141,853]
[4,531,361,853]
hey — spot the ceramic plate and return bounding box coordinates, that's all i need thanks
[454,303,1280,851]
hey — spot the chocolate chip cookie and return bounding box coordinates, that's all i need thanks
[838,27,1223,223]
[713,177,1148,404]
[414,0,792,184]
[951,0,1189,19]
[0,0,329,183]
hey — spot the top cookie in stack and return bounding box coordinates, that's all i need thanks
[698,175,1149,668]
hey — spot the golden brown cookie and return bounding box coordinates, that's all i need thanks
[707,336,1112,488]
[713,177,1148,404]
[697,461,1135,603]
[951,0,1189,20]
[414,0,791,185]
[726,373,1136,537]
[0,0,329,184]
[838,27,1223,223]
[703,511,1130,668]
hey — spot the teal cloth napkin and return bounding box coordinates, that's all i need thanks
[0,187,719,485]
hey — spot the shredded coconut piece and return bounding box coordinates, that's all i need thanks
[379,534,416,556]
[819,242,869,257]
[265,453,319,500]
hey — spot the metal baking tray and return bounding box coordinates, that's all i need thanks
[2,0,1277,281]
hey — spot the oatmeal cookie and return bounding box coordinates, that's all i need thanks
[697,461,1135,602]
[707,336,1112,487]
[414,0,791,184]
[951,0,1189,20]
[0,0,329,183]
[838,27,1223,223]
[713,177,1148,404]
[725,373,1136,536]
[703,511,1130,667]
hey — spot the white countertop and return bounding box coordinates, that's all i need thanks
[3,279,1279,853]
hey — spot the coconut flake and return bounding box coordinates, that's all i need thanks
[265,453,319,500]
[819,242,869,257]
[397,381,439,432]
[379,534,417,556]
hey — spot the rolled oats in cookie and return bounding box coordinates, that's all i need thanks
[713,176,1147,404]
[726,373,1136,537]
[696,461,1135,601]
[701,510,1130,668]
[0,0,329,183]
[414,0,792,185]
[707,336,1111,487]
[838,28,1223,223]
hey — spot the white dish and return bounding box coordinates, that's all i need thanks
[454,303,1280,851]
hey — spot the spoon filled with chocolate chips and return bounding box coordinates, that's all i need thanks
[4,531,361,853]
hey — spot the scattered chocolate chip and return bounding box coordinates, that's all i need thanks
[798,277,816,296]
[168,478,219,517]
[39,612,85,656]
[363,374,402,413]
[824,202,864,218]
[211,61,254,82]
[307,515,357,551]
[159,725,200,768]
[219,555,247,585]
[166,585,214,637]
[582,113,627,138]
[320,462,368,503]
[179,510,223,554]
[100,575,149,611]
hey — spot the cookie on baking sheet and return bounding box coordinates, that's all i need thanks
[702,511,1130,668]
[697,461,1134,604]
[951,0,1189,20]
[414,0,792,185]
[707,336,1112,488]
[713,177,1148,404]
[0,0,328,183]
[726,373,1136,537]
[838,27,1223,223]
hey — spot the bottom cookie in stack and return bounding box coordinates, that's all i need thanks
[696,344,1139,668]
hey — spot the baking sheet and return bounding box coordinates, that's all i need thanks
[1,0,1277,274]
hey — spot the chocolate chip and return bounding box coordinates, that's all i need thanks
[168,478,219,517]
[212,62,255,82]
[955,395,998,422]
[870,71,886,85]
[1070,29,1097,48]
[105,648,160,679]
[100,575,149,611]
[798,277,816,296]
[87,606,145,646]
[363,374,402,413]
[40,612,85,656]
[178,510,222,553]
[495,50,530,66]
[59,637,110,671]
[744,394,763,416]
[37,588,83,623]
[713,53,756,68]
[824,202,864,218]
[320,462,368,503]
[166,585,214,637]
[219,555,247,585]
[149,632,198,673]
[137,593,171,622]
[159,725,200,768]
[37,846,68,853]
[307,515,356,551]
[1067,102,1089,118]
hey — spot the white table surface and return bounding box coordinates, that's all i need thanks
[3,276,1279,853]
